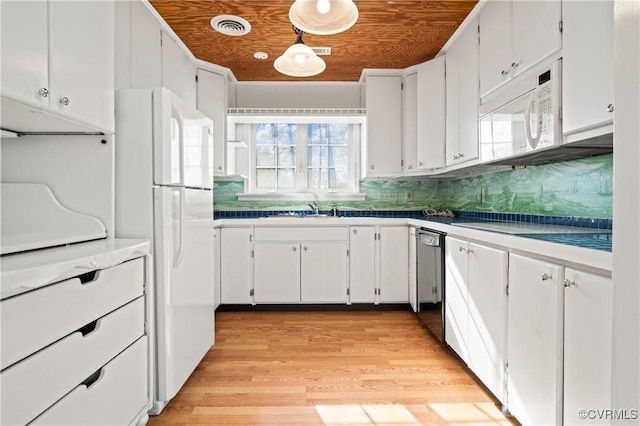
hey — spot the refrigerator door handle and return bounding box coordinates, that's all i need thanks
[172,105,185,186]
[173,187,185,269]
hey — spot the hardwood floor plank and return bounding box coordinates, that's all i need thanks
[148,311,518,425]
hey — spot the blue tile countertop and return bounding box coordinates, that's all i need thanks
[214,210,613,252]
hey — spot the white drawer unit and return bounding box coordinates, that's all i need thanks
[31,336,148,426]
[1,257,145,370]
[0,297,145,426]
[0,240,150,426]
[253,226,348,242]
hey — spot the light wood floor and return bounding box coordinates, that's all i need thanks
[148,310,518,425]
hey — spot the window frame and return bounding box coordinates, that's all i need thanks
[231,115,366,201]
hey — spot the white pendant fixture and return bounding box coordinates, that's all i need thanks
[274,28,326,77]
[289,0,359,35]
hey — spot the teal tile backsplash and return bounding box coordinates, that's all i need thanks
[214,154,613,219]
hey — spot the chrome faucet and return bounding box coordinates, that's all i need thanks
[330,203,339,217]
[307,201,319,214]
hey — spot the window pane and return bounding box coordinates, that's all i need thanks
[256,146,276,166]
[256,169,276,189]
[278,146,296,167]
[308,146,328,168]
[328,124,348,145]
[256,123,275,145]
[329,169,348,189]
[308,168,328,190]
[328,146,348,168]
[277,124,296,146]
[278,169,296,189]
[308,124,328,145]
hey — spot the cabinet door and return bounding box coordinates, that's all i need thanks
[408,227,417,313]
[363,75,403,177]
[220,227,253,304]
[49,0,115,132]
[562,0,614,137]
[467,243,507,403]
[378,226,408,303]
[128,1,162,89]
[507,254,563,426]
[446,19,479,166]
[479,0,512,98]
[197,69,227,175]
[161,31,196,108]
[402,72,418,173]
[349,227,376,303]
[301,243,348,303]
[254,243,300,303]
[416,57,445,170]
[563,269,612,426]
[213,228,221,310]
[0,1,49,109]
[511,0,561,78]
[444,236,469,363]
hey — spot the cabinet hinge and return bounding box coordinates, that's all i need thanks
[195,74,198,82]
[249,234,253,242]
[347,249,350,257]
[347,288,350,296]
[401,82,404,90]
[559,20,563,33]
[251,250,254,258]
[506,284,509,296]
[249,289,254,297]
[401,159,404,167]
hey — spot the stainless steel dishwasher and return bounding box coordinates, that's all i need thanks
[416,228,446,342]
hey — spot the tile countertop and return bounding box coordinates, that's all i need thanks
[214,216,612,275]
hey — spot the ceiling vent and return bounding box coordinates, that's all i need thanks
[210,15,251,36]
[311,47,332,56]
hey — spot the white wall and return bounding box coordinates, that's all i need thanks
[235,82,362,108]
[612,0,640,422]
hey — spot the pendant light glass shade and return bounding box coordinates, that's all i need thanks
[289,0,359,35]
[274,43,326,77]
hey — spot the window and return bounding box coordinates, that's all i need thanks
[234,117,364,200]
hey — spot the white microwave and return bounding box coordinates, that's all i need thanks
[479,59,563,164]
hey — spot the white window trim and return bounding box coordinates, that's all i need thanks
[231,116,367,201]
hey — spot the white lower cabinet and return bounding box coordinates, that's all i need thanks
[378,226,409,303]
[563,268,613,426]
[251,227,349,304]
[213,228,221,309]
[349,226,376,303]
[253,242,301,303]
[444,236,507,402]
[0,248,149,426]
[348,226,408,304]
[507,254,564,426]
[220,227,253,304]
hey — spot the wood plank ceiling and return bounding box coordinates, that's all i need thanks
[149,0,478,81]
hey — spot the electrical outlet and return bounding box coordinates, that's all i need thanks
[405,191,412,201]
[381,192,398,202]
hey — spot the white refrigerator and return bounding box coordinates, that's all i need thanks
[114,88,215,414]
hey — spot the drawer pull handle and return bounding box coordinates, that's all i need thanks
[81,367,104,389]
[78,319,100,336]
[79,270,99,284]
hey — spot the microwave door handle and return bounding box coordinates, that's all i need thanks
[524,91,542,149]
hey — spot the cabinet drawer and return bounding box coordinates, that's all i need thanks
[254,227,347,242]
[32,336,148,426]
[0,297,144,426]
[1,257,144,369]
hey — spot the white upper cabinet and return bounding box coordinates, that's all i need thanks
[445,18,479,166]
[562,0,614,141]
[361,73,403,178]
[1,0,115,133]
[161,31,197,108]
[416,57,446,170]
[479,0,561,99]
[402,72,418,174]
[197,69,228,175]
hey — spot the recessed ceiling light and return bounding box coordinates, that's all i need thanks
[210,14,251,36]
[254,52,269,60]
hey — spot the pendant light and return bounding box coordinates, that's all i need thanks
[274,27,326,77]
[289,0,359,35]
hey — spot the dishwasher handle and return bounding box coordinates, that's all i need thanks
[417,230,443,246]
